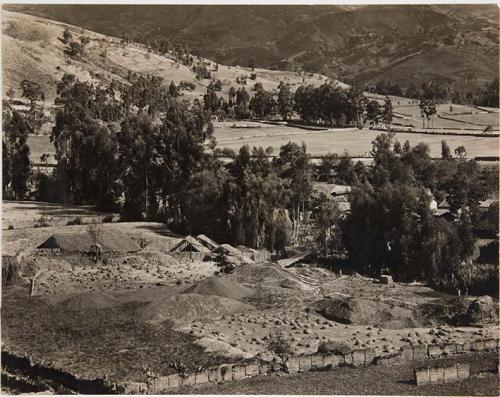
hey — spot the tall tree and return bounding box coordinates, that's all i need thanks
[382,96,393,128]
[274,142,312,242]
[441,140,452,160]
[277,82,294,121]
[2,110,32,199]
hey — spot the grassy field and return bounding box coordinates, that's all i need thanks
[214,123,500,158]
[1,285,232,383]
[2,200,117,230]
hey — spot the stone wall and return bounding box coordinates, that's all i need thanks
[5,337,497,393]
[415,363,470,386]
[117,337,499,393]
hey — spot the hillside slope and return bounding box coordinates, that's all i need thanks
[4,4,498,91]
[2,11,336,101]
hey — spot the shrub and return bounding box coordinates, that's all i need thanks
[214,252,235,274]
[267,331,292,360]
[8,225,14,230]
[2,258,18,287]
[317,339,351,355]
[102,215,114,223]
[67,216,83,226]
[250,73,257,80]
[484,125,493,133]
[179,81,196,91]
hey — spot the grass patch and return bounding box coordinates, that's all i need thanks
[1,287,232,383]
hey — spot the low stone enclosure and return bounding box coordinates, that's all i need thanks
[2,338,498,394]
[415,363,470,386]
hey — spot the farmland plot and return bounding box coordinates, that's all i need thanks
[214,124,500,158]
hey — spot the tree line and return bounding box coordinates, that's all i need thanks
[370,78,499,107]
[200,80,395,128]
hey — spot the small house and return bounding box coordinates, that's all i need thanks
[215,243,243,257]
[169,235,211,254]
[196,234,220,251]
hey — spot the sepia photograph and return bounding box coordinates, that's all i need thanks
[1,1,499,395]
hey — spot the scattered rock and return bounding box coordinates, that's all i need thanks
[379,275,394,286]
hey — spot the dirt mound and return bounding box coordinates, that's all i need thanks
[182,276,255,300]
[141,293,253,323]
[195,337,253,359]
[229,263,304,284]
[315,297,421,329]
[58,291,122,311]
[227,263,317,295]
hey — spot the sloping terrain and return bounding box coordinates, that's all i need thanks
[2,10,332,101]
[182,276,255,300]
[5,4,498,90]
[141,293,253,324]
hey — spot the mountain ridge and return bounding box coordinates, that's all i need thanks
[4,4,498,92]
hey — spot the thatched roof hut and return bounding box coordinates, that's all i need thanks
[36,230,141,253]
[215,243,243,257]
[196,234,219,251]
[169,235,211,254]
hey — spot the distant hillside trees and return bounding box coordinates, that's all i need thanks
[20,80,44,105]
[404,83,420,99]
[192,62,211,80]
[372,80,403,96]
[421,80,453,103]
[475,78,499,108]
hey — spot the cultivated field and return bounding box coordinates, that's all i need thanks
[214,122,500,158]
[391,104,500,130]
[2,200,117,230]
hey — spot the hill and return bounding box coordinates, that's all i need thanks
[1,10,335,101]
[4,4,498,91]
